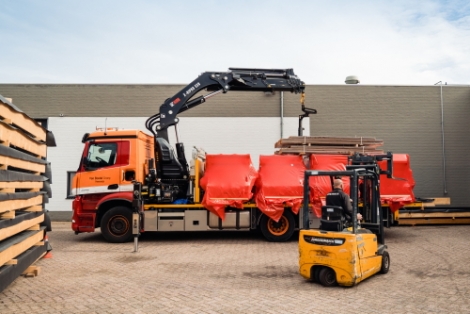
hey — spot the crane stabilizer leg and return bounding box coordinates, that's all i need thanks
[132,182,143,253]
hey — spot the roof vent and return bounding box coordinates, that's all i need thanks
[345,75,360,84]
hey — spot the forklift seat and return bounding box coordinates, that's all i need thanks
[320,205,345,231]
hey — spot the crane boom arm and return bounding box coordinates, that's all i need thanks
[146,68,305,141]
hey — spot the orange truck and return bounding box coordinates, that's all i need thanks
[72,68,312,242]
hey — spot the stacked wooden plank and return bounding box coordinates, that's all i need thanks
[398,198,470,225]
[0,95,55,292]
[275,136,384,155]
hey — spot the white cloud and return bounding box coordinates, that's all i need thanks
[0,0,469,85]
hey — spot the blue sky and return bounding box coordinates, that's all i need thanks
[0,0,469,84]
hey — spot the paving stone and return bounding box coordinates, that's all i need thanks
[0,223,469,313]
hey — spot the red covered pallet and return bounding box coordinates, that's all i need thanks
[308,154,415,217]
[378,154,415,212]
[309,155,349,217]
[254,155,305,222]
[200,154,257,219]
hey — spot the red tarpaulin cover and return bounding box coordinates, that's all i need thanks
[309,155,349,217]
[308,154,416,217]
[200,154,258,219]
[254,155,306,222]
[378,154,415,212]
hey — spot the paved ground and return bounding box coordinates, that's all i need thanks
[1,222,469,314]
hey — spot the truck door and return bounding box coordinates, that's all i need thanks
[76,141,121,195]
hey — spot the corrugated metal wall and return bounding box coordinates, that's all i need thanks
[1,84,469,206]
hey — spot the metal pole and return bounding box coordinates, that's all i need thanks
[351,172,358,233]
[435,81,448,195]
[302,171,311,229]
[280,91,284,138]
[174,124,180,143]
[133,234,139,253]
[440,83,448,195]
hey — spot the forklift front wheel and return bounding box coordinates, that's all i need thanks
[318,267,337,287]
[380,251,390,274]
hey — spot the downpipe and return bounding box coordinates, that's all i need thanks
[280,91,284,138]
[435,81,448,195]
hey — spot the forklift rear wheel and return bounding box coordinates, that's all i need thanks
[313,267,322,282]
[260,210,295,242]
[318,267,337,287]
[380,251,390,274]
[100,206,133,243]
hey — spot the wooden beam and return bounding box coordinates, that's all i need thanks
[22,265,40,277]
[276,147,384,155]
[27,224,40,231]
[0,122,47,158]
[0,211,15,219]
[24,205,44,212]
[0,102,47,141]
[5,259,18,265]
[398,218,470,225]
[428,198,451,205]
[0,195,43,214]
[275,136,384,148]
[0,181,43,190]
[0,188,15,193]
[0,230,44,267]
[0,154,46,173]
[399,212,470,219]
[0,214,44,241]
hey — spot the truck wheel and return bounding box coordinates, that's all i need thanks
[380,251,390,274]
[260,210,295,242]
[318,267,337,287]
[100,206,133,243]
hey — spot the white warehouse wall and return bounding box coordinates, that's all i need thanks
[46,117,309,212]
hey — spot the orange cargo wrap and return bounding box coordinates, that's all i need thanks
[308,154,416,217]
[309,154,349,217]
[378,154,415,212]
[200,154,258,219]
[254,155,306,222]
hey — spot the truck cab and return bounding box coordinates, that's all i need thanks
[71,129,153,236]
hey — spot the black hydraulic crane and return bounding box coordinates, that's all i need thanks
[145,68,306,142]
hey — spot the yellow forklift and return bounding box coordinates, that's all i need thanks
[299,153,392,287]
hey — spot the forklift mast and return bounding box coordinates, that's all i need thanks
[302,153,394,244]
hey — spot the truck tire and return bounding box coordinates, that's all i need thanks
[260,210,295,242]
[100,206,133,243]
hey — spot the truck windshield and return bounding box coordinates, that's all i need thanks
[85,143,117,169]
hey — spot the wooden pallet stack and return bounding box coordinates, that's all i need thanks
[0,95,55,292]
[275,136,384,155]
